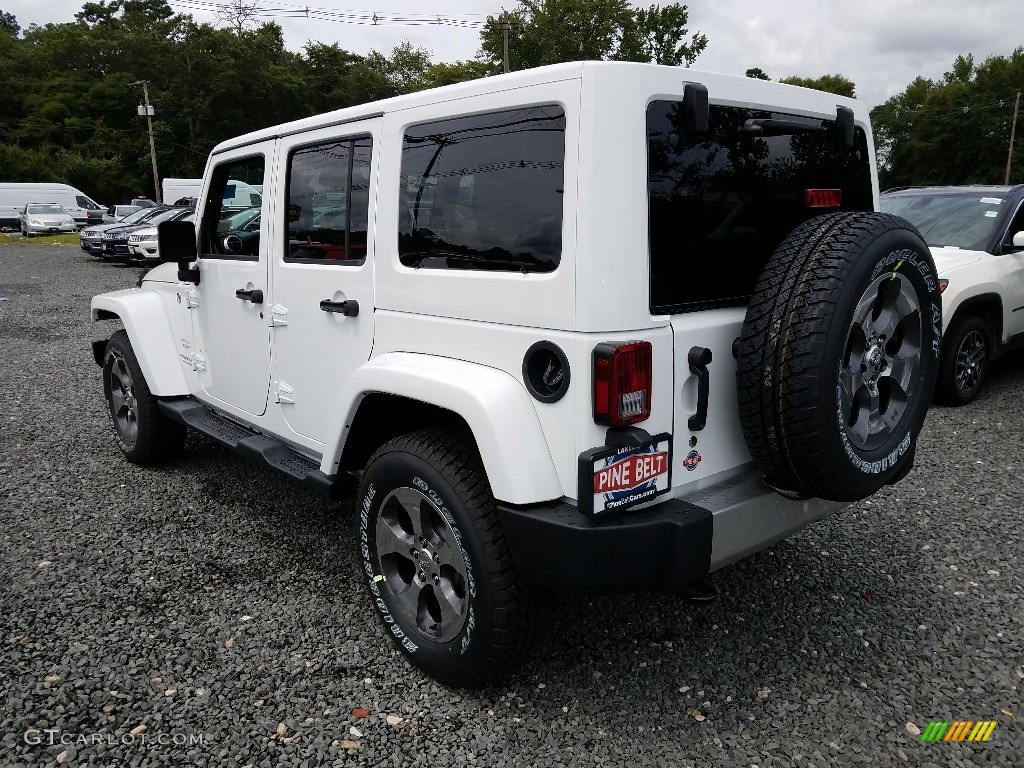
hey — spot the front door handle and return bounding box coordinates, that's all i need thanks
[235,288,264,304]
[319,299,359,317]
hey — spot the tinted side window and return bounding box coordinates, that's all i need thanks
[647,102,872,313]
[399,106,565,273]
[285,136,372,263]
[201,156,264,259]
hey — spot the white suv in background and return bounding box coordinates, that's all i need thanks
[881,184,1024,404]
[128,212,196,262]
[91,63,941,685]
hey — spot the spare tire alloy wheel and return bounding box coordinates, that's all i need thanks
[736,212,942,502]
[841,271,922,452]
[357,431,538,686]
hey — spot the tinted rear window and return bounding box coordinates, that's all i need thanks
[647,102,872,313]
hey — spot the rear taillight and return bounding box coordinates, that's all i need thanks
[805,188,842,208]
[593,341,652,427]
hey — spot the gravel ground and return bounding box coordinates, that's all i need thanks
[1,244,1021,768]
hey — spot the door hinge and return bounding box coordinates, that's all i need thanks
[186,289,200,309]
[193,352,206,372]
[269,304,288,327]
[274,380,295,404]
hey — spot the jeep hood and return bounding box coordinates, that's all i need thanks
[929,246,985,276]
[140,261,179,283]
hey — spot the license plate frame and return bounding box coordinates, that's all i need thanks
[578,433,672,517]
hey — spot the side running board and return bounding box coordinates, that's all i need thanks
[158,398,354,501]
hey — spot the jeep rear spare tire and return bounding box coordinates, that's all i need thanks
[736,212,941,501]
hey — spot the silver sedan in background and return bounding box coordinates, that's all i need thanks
[19,204,77,236]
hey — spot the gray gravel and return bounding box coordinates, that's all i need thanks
[1,243,1021,768]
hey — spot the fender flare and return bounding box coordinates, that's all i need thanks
[941,288,1004,341]
[91,289,189,397]
[322,352,562,505]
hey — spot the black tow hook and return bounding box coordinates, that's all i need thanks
[681,580,718,605]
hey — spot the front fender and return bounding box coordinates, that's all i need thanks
[940,283,1004,339]
[322,353,562,505]
[91,288,189,397]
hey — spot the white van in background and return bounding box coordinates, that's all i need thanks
[162,178,202,204]
[0,183,104,229]
[221,180,261,211]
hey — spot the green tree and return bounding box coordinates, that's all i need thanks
[479,0,706,70]
[745,67,769,80]
[421,59,497,90]
[870,49,1024,187]
[780,73,856,99]
[1,10,19,35]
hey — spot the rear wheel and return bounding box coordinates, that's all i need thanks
[102,330,186,464]
[357,431,538,686]
[936,315,991,405]
[736,212,942,501]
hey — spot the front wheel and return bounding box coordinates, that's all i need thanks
[936,315,990,405]
[102,330,186,464]
[356,431,538,686]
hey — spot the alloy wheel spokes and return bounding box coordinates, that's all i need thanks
[375,486,470,643]
[842,273,922,451]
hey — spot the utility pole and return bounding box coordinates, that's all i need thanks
[502,14,510,73]
[1006,91,1021,185]
[130,80,161,203]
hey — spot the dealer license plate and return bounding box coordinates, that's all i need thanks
[578,434,672,516]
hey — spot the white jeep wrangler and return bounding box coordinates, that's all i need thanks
[91,62,941,685]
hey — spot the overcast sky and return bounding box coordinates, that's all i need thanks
[4,0,1022,108]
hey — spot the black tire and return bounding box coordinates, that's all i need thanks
[357,430,538,686]
[736,212,942,502]
[935,315,991,405]
[102,330,186,465]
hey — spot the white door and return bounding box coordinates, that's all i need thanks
[192,146,274,416]
[271,121,379,443]
[1001,204,1024,337]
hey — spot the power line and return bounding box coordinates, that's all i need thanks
[167,0,489,29]
[875,94,1022,124]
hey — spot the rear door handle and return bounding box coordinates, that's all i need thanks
[319,299,359,317]
[688,346,712,431]
[235,288,264,304]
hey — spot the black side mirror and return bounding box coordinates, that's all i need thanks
[158,220,200,284]
[158,220,197,263]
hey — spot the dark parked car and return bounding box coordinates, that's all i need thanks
[81,207,173,256]
[100,207,193,262]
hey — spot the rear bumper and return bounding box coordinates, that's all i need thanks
[497,469,845,595]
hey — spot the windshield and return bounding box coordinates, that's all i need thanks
[879,192,1004,250]
[76,195,101,209]
[122,208,153,224]
[219,206,260,232]
[28,204,67,215]
[147,208,187,225]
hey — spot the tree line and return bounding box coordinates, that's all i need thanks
[0,0,706,203]
[0,0,1020,204]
